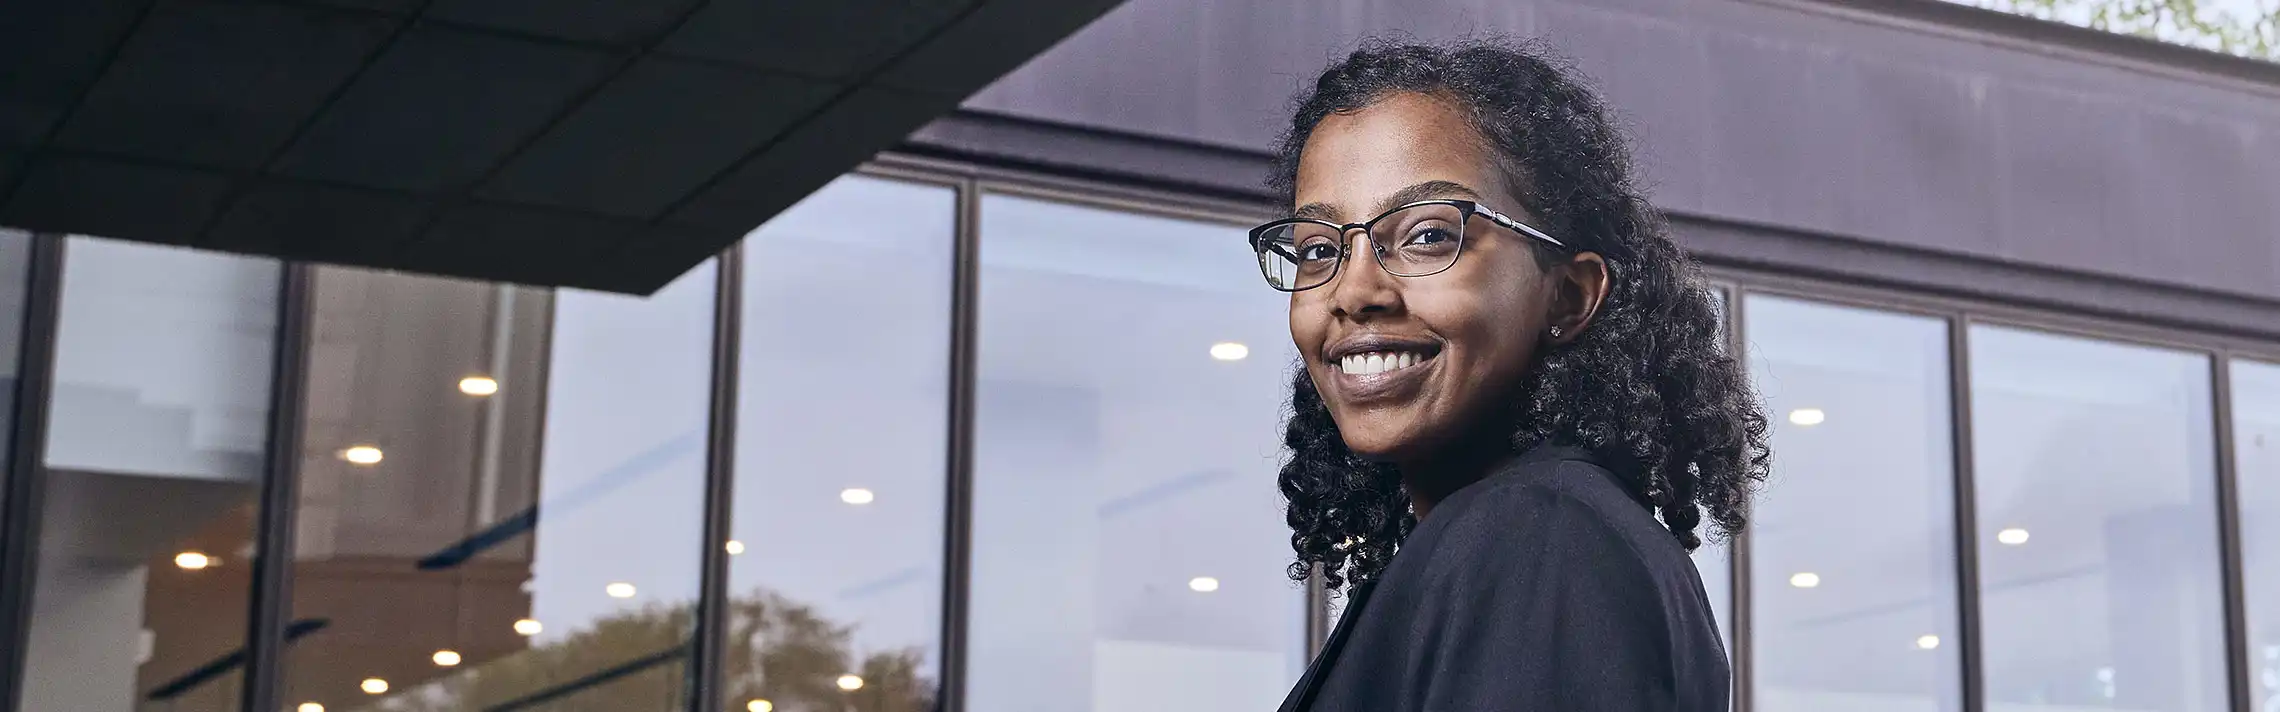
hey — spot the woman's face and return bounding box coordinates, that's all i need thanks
[1288,92,1569,463]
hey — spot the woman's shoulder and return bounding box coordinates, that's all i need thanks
[1426,447,1696,579]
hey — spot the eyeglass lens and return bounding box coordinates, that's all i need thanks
[1255,202,1467,291]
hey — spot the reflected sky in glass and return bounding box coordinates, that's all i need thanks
[1971,325,2226,711]
[969,193,1307,712]
[2229,359,2280,712]
[1746,294,1960,712]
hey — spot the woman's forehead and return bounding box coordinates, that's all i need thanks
[1292,94,1509,222]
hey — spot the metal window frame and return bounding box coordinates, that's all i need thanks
[1723,283,1757,712]
[240,262,314,712]
[688,248,743,712]
[0,233,67,712]
[2212,355,2254,712]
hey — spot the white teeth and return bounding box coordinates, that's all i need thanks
[1337,350,1431,375]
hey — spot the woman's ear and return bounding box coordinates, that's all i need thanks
[1546,252,1610,344]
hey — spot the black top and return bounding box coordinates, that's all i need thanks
[1279,445,1730,712]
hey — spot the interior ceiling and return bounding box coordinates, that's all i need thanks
[0,0,1123,294]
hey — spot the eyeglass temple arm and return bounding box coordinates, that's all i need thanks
[1475,205,1568,249]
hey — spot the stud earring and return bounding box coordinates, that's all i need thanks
[1549,326,1564,338]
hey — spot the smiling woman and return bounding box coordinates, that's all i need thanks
[1258,39,1769,712]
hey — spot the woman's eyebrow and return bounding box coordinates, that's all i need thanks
[1373,180,1482,214]
[1288,181,1484,222]
[1292,202,1339,221]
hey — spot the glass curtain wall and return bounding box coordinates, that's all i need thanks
[2230,359,2280,712]
[18,171,2280,712]
[1969,325,2227,711]
[22,236,281,711]
[726,175,957,712]
[279,262,716,712]
[966,194,1309,712]
[1744,295,1960,712]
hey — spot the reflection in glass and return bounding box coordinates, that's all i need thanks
[729,175,956,711]
[1971,325,2226,711]
[47,236,279,479]
[0,230,26,469]
[23,237,279,711]
[969,194,1307,712]
[1949,0,2279,64]
[1694,539,1732,657]
[283,263,715,710]
[2231,360,2280,712]
[1745,295,1959,711]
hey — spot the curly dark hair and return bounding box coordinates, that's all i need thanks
[1272,38,1770,592]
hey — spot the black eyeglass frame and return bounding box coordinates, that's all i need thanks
[1245,199,1570,293]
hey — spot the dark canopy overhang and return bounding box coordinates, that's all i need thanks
[0,0,1122,293]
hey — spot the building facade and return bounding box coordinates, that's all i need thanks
[2,0,2278,711]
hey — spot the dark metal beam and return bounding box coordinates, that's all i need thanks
[1725,286,1754,712]
[240,261,314,712]
[936,176,982,712]
[2211,355,2253,712]
[1949,316,1986,712]
[687,249,742,712]
[0,233,66,712]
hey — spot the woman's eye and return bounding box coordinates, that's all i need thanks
[1406,226,1457,246]
[1298,244,1341,261]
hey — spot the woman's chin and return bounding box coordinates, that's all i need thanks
[1335,426,1430,463]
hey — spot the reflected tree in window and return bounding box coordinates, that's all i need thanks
[375,586,933,712]
[1967,0,2279,60]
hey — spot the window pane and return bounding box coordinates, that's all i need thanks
[48,236,278,479]
[1746,295,1959,711]
[2230,359,2280,711]
[23,237,279,711]
[1971,325,2226,711]
[969,194,1306,712]
[1694,539,1732,656]
[728,175,955,712]
[284,263,715,711]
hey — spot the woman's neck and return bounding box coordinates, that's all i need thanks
[1397,430,1515,520]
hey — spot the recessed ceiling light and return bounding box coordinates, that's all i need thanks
[836,674,865,691]
[1209,342,1250,361]
[1916,635,1941,650]
[298,703,325,712]
[458,376,500,396]
[1188,576,1220,592]
[340,446,384,466]
[840,488,875,505]
[605,582,637,599]
[175,552,212,570]
[746,701,774,712]
[1997,528,2030,546]
[1787,408,1826,426]
[512,618,542,636]
[432,649,462,667]
[1789,572,1821,588]
[725,540,745,555]
[360,678,389,694]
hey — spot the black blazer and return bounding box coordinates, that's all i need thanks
[1279,445,1731,712]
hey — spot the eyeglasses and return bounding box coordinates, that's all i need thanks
[1246,199,1567,292]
